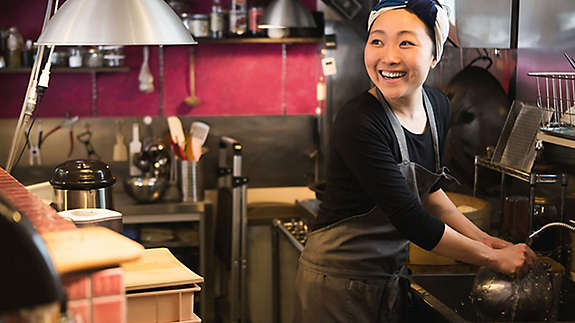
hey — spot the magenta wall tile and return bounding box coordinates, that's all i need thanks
[164,44,284,116]
[0,74,29,118]
[286,44,320,114]
[97,46,161,117]
[40,73,94,117]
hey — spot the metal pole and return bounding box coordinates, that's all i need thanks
[271,220,281,323]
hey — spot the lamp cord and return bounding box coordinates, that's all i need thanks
[12,87,48,169]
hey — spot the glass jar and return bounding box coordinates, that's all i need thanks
[50,51,69,67]
[85,48,103,68]
[190,14,209,38]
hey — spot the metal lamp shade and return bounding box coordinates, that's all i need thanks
[260,0,317,29]
[37,0,196,46]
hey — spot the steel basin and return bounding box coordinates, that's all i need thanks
[409,272,575,322]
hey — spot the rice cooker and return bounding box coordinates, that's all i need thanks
[50,159,116,211]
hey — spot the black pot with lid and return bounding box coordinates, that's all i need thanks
[50,159,116,211]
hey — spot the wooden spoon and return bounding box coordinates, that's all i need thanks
[184,47,200,107]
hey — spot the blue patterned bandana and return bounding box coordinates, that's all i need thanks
[368,0,450,62]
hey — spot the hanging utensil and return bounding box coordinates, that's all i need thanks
[190,121,210,161]
[138,46,154,93]
[184,47,200,106]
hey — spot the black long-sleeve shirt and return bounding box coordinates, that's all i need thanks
[314,86,450,251]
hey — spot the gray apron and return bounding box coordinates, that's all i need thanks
[294,89,452,323]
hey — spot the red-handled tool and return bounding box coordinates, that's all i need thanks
[41,115,79,158]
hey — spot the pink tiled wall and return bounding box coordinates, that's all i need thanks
[0,0,319,118]
[64,267,126,323]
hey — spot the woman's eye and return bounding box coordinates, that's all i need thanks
[400,40,415,46]
[371,39,383,45]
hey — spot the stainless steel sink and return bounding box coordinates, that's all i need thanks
[409,272,575,322]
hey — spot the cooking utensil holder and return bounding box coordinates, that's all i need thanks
[178,159,204,202]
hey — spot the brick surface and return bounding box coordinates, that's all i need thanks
[0,167,74,232]
[92,267,125,297]
[62,274,91,300]
[93,296,126,323]
[68,299,91,323]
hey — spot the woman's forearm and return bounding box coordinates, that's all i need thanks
[431,225,494,267]
[425,189,488,241]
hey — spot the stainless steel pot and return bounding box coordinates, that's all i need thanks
[50,159,116,211]
[470,262,558,322]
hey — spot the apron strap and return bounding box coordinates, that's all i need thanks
[376,88,441,172]
[377,89,411,164]
[423,91,441,173]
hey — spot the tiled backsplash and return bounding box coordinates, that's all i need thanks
[0,1,319,118]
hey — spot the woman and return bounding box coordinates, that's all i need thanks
[293,1,537,322]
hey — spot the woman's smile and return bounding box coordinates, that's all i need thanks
[379,70,407,79]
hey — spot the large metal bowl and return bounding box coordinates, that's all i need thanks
[123,176,168,203]
[470,262,555,322]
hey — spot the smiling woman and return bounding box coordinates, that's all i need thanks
[292,1,536,322]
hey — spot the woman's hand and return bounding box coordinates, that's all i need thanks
[480,235,512,249]
[488,243,537,276]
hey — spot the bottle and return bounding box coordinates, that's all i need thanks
[69,47,83,68]
[210,0,224,39]
[249,6,264,36]
[129,123,142,176]
[6,27,23,68]
[230,0,247,36]
[21,40,34,68]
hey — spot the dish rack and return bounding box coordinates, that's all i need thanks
[529,72,575,141]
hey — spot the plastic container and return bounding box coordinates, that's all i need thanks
[126,285,201,323]
[57,208,122,233]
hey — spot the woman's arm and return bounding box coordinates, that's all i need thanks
[424,188,511,249]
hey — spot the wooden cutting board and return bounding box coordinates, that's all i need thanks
[122,248,203,291]
[41,226,144,274]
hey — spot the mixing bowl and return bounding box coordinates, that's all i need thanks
[124,176,168,203]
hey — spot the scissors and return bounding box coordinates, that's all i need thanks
[41,115,79,158]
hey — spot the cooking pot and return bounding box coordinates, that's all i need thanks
[50,159,116,211]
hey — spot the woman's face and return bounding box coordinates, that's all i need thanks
[364,9,436,102]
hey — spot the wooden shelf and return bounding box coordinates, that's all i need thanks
[197,37,323,44]
[0,66,130,74]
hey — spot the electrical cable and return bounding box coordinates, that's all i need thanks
[11,86,48,169]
